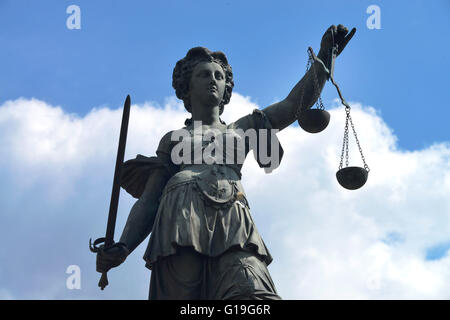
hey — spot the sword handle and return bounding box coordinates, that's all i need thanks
[89,237,109,290]
[99,272,109,290]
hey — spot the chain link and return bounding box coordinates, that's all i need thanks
[296,48,324,119]
[339,107,370,172]
[295,89,304,120]
[308,49,325,110]
[348,110,370,172]
[339,109,349,170]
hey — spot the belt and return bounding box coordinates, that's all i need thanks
[163,164,248,209]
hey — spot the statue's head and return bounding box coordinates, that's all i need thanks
[172,47,234,117]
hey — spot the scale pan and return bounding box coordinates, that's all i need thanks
[336,166,368,190]
[297,109,330,133]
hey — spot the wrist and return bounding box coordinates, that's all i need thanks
[115,241,131,256]
[308,50,330,80]
[117,242,130,262]
[317,48,330,69]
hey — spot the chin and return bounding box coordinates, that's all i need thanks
[205,95,222,107]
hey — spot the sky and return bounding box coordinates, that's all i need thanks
[0,0,450,300]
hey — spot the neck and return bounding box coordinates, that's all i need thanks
[191,104,221,126]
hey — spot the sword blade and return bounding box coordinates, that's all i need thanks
[104,95,131,247]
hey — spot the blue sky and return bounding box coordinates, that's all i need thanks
[1,0,449,150]
[1,0,450,300]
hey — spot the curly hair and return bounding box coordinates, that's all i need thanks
[172,47,234,118]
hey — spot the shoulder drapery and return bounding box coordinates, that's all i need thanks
[120,155,167,199]
[230,109,284,173]
[121,131,179,199]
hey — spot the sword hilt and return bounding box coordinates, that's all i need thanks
[99,272,109,290]
[89,237,106,253]
[89,237,112,290]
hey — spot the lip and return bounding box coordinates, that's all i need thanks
[208,87,218,93]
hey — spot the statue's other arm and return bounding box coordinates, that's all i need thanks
[263,24,356,131]
[119,168,169,254]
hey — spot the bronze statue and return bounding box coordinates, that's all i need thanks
[95,24,356,299]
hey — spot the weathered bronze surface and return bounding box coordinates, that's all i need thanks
[93,24,358,299]
[336,166,368,190]
[298,109,330,133]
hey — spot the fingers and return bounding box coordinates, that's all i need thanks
[345,28,356,43]
[96,264,110,273]
[337,24,349,34]
[323,24,356,56]
[327,25,350,46]
[339,27,356,53]
[96,245,127,273]
[326,24,337,38]
[327,24,354,39]
[96,255,120,272]
[96,257,112,273]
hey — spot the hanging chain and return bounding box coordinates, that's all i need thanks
[308,49,325,110]
[339,107,370,172]
[295,48,324,120]
[325,36,369,173]
[296,41,370,173]
[348,109,370,172]
[339,108,349,170]
[295,85,305,120]
[306,53,312,72]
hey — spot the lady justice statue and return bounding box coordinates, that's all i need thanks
[95,24,356,299]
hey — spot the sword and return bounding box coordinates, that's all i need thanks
[89,95,131,290]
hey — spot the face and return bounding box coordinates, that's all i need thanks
[188,61,226,108]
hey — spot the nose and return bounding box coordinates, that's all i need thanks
[209,77,217,87]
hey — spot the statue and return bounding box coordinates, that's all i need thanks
[94,24,356,299]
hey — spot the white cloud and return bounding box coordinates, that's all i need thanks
[0,95,449,299]
[248,102,450,299]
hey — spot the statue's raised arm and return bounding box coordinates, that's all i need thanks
[263,24,356,131]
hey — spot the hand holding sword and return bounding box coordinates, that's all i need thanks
[89,95,131,290]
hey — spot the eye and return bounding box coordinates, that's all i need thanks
[215,71,224,80]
